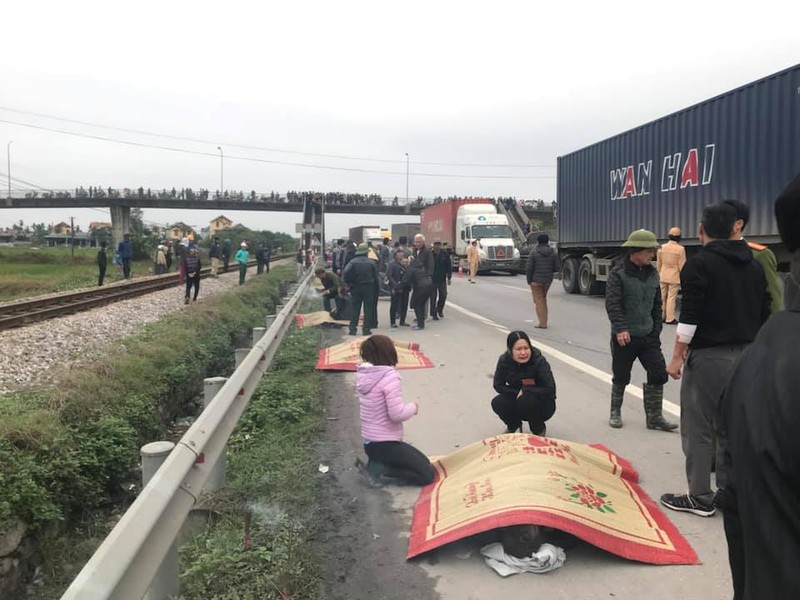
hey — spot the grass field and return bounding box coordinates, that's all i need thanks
[0,247,154,302]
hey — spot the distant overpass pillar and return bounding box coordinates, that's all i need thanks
[109,204,131,251]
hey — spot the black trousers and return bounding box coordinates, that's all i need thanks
[122,258,131,279]
[98,264,106,286]
[429,279,448,316]
[492,391,555,433]
[390,289,409,325]
[256,261,264,274]
[350,284,375,335]
[610,334,668,386]
[185,275,199,300]
[411,286,431,328]
[364,441,434,485]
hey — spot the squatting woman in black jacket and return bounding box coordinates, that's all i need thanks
[492,330,556,436]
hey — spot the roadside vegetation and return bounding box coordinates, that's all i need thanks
[0,264,298,597]
[178,322,323,600]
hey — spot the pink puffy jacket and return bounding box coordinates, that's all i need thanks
[357,364,417,442]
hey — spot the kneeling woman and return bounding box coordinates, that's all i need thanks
[492,331,556,435]
[357,335,435,485]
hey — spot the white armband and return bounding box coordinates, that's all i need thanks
[676,323,697,344]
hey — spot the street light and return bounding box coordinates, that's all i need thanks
[405,152,409,204]
[6,140,13,199]
[217,146,224,195]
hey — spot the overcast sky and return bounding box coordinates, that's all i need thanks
[1,0,798,239]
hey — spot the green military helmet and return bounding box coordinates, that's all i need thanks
[622,228,660,249]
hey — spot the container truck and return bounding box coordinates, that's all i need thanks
[557,63,800,296]
[419,199,519,273]
[391,222,420,242]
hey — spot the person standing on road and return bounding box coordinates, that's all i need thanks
[117,232,133,279]
[235,242,249,285]
[526,233,560,329]
[97,241,107,286]
[164,240,173,272]
[412,234,434,277]
[722,199,783,315]
[467,239,480,283]
[177,237,189,284]
[429,240,451,320]
[661,203,770,518]
[379,237,391,274]
[402,256,432,331]
[387,249,408,328]
[605,229,677,432]
[355,334,434,487]
[183,247,201,303]
[343,243,379,336]
[209,236,221,277]
[154,244,167,275]
[491,330,556,436]
[656,227,686,324]
[719,175,800,600]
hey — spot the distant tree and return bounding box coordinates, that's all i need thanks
[30,223,47,244]
[129,207,157,260]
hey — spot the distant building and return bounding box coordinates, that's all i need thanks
[51,221,72,235]
[44,231,92,247]
[209,215,233,235]
[166,222,195,241]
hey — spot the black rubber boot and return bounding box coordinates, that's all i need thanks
[609,384,625,428]
[644,384,678,431]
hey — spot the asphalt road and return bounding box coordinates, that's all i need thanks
[350,272,731,600]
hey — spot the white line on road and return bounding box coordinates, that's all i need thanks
[447,301,681,417]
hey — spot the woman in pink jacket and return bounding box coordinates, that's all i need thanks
[356,335,434,486]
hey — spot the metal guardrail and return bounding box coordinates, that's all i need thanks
[60,270,314,600]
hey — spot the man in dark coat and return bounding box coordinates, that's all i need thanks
[429,240,452,320]
[255,242,266,274]
[342,243,379,336]
[387,249,408,327]
[412,234,434,277]
[662,203,770,519]
[719,174,800,600]
[315,267,343,316]
[402,255,432,330]
[97,241,107,286]
[526,233,560,329]
[605,229,676,432]
[117,233,133,279]
[221,239,232,273]
[209,236,221,277]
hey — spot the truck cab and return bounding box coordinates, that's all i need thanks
[456,206,519,273]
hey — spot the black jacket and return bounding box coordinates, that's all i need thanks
[402,258,432,291]
[680,240,770,349]
[413,246,434,277]
[526,244,560,284]
[605,258,662,338]
[386,260,406,291]
[343,255,379,286]
[209,242,220,259]
[431,250,452,283]
[492,349,556,403]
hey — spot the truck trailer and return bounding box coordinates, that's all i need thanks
[419,199,519,273]
[348,225,383,245]
[391,222,420,243]
[557,63,800,295]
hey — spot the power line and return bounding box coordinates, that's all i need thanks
[0,105,555,169]
[0,118,555,180]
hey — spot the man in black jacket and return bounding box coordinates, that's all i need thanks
[402,256,432,330]
[412,234,434,277]
[661,203,770,518]
[605,229,677,432]
[342,243,379,336]
[719,175,800,600]
[387,249,408,327]
[209,237,221,277]
[526,234,560,329]
[429,240,451,320]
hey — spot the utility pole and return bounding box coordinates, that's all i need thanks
[70,216,75,258]
[6,140,13,198]
[217,146,224,195]
[405,152,409,204]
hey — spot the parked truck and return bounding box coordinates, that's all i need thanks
[391,222,420,242]
[348,225,383,245]
[419,199,519,273]
[557,63,799,296]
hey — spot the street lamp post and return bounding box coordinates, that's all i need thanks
[405,152,409,204]
[217,146,224,195]
[6,140,13,198]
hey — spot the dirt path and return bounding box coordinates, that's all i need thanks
[313,343,439,600]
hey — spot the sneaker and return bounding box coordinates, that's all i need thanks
[660,493,715,517]
[431,315,439,321]
[390,324,398,328]
[400,322,410,327]
[438,311,444,318]
[411,325,424,330]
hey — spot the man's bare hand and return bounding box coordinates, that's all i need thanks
[667,358,683,380]
[616,331,631,346]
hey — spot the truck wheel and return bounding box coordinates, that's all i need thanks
[578,258,604,296]
[562,258,579,294]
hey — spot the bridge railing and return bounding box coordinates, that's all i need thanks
[60,270,313,600]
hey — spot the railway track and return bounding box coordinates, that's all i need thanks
[0,256,290,331]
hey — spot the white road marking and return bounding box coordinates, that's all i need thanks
[447,301,681,417]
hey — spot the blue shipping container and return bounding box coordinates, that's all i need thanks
[557,63,800,248]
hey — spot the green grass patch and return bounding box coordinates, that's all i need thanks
[177,319,324,600]
[0,247,155,301]
[0,265,299,597]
